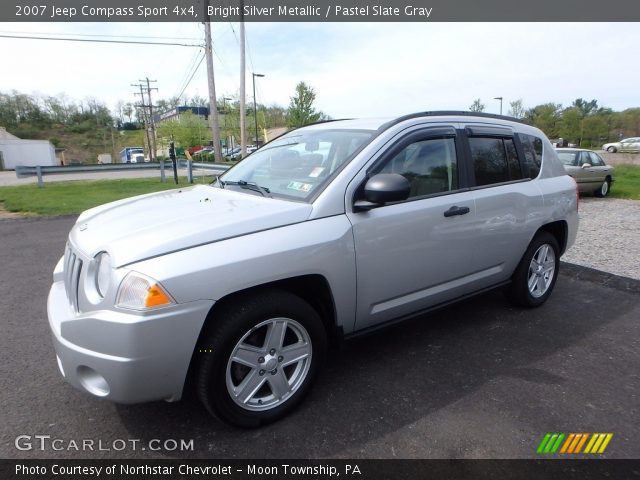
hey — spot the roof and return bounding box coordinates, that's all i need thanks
[302,111,528,132]
[555,147,594,152]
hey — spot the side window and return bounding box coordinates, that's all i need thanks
[579,152,592,166]
[588,152,604,166]
[519,134,542,179]
[504,139,523,180]
[469,137,522,187]
[379,137,459,198]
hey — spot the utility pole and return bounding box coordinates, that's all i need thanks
[142,77,158,161]
[204,0,223,163]
[239,2,247,158]
[132,83,152,161]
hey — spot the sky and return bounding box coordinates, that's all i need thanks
[0,22,638,119]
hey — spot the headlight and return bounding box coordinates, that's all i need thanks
[116,272,174,310]
[95,252,112,298]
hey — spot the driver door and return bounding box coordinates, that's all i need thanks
[347,127,477,331]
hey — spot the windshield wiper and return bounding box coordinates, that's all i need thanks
[220,180,272,197]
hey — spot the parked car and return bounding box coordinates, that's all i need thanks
[193,147,214,156]
[602,137,640,153]
[224,146,242,160]
[48,112,578,427]
[556,148,614,197]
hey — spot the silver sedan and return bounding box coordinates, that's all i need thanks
[602,137,640,153]
[556,148,614,197]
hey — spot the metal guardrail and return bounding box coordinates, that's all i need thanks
[14,161,231,186]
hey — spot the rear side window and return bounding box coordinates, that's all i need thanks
[588,152,605,166]
[469,137,523,187]
[519,134,543,179]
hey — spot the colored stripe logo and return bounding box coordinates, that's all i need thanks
[537,433,613,454]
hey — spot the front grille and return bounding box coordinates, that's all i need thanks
[63,244,83,312]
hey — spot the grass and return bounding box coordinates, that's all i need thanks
[1,165,638,217]
[0,178,188,216]
[609,164,640,200]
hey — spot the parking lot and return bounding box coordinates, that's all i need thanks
[1,215,639,459]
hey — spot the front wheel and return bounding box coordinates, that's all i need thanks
[196,290,327,427]
[506,232,560,308]
[606,146,617,153]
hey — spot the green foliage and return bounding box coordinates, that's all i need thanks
[525,103,562,138]
[0,179,181,216]
[157,111,209,149]
[609,165,640,200]
[287,82,324,128]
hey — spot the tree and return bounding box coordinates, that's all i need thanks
[525,103,561,138]
[508,99,525,119]
[122,103,134,123]
[559,107,582,143]
[571,98,598,117]
[469,99,485,112]
[156,111,208,148]
[287,82,324,128]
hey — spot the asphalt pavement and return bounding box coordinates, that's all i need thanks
[1,216,639,459]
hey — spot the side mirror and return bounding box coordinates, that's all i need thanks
[581,163,592,169]
[354,173,411,211]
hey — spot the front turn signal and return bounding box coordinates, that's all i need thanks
[116,273,175,310]
[145,284,173,308]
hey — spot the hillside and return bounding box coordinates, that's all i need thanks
[9,124,146,164]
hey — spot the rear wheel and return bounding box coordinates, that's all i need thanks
[507,232,560,308]
[196,290,327,427]
[594,178,610,197]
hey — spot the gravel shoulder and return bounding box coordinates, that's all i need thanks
[562,197,640,280]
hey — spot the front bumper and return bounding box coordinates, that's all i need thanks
[47,280,214,404]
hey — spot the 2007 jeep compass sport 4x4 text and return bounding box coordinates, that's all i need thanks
[48,112,578,427]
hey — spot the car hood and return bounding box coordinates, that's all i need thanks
[69,185,312,267]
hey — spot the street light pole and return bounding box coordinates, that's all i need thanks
[494,96,503,115]
[252,73,264,147]
[222,96,232,153]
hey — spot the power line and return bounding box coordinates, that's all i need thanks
[177,53,206,101]
[0,34,202,47]
[175,47,203,99]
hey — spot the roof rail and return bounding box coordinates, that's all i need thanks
[379,111,527,131]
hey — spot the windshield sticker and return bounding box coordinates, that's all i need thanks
[287,181,313,192]
[308,167,325,178]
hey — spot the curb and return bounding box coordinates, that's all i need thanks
[561,261,640,295]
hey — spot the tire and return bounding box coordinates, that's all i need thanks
[594,178,610,198]
[506,232,560,308]
[606,146,617,153]
[196,290,327,427]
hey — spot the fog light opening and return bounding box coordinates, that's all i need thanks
[77,365,110,397]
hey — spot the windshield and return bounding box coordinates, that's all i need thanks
[218,128,374,200]
[556,151,577,166]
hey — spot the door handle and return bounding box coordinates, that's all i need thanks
[443,205,470,217]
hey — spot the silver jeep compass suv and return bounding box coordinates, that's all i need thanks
[48,112,579,427]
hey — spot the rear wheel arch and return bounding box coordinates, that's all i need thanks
[537,220,568,256]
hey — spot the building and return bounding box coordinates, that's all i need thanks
[154,106,210,124]
[0,127,57,170]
